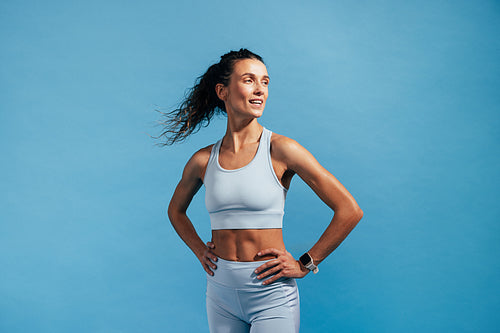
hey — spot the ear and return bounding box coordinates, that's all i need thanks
[215,83,227,101]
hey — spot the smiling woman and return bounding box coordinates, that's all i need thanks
[159,49,363,333]
[215,59,270,121]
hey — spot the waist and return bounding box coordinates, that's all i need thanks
[207,258,295,289]
[211,228,285,262]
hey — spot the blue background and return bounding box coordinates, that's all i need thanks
[1,0,499,332]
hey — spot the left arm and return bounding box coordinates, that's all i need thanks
[255,136,363,284]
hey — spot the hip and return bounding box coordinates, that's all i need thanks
[207,257,296,290]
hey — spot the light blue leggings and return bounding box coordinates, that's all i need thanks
[206,258,300,333]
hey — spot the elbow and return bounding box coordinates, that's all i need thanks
[336,202,363,224]
[349,200,363,222]
[167,200,186,224]
[167,201,177,223]
[347,196,363,222]
[347,206,363,225]
[355,206,364,222]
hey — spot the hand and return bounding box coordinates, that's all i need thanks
[199,241,218,276]
[254,248,309,285]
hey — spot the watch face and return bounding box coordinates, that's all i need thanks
[300,253,311,266]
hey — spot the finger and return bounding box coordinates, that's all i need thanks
[206,251,218,262]
[203,264,214,276]
[204,256,217,269]
[256,265,281,279]
[262,272,283,285]
[257,248,284,257]
[254,259,279,274]
[205,251,218,262]
[206,241,215,249]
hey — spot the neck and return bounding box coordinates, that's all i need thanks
[223,119,263,153]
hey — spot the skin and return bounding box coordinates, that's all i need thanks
[168,58,364,285]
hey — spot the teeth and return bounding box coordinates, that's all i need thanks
[250,100,262,104]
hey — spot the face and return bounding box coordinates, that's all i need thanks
[217,58,269,119]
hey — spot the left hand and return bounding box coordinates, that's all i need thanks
[254,248,310,285]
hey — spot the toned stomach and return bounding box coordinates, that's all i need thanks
[211,229,286,262]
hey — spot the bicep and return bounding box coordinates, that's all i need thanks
[169,175,202,215]
[168,155,205,216]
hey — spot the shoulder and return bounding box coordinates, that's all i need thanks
[269,130,320,172]
[190,144,214,165]
[183,144,214,179]
[269,131,307,159]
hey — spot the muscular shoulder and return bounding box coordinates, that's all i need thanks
[270,132,305,161]
[183,144,214,180]
[270,131,318,172]
[190,144,213,166]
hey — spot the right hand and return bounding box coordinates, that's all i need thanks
[200,241,218,276]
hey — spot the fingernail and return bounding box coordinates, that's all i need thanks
[254,269,258,273]
[257,252,261,256]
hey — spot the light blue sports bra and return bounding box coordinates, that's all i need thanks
[204,127,287,230]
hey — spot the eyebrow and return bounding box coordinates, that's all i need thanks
[240,73,270,80]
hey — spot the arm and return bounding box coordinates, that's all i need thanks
[167,147,218,275]
[286,138,364,265]
[256,137,363,284]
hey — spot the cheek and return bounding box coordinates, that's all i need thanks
[228,84,247,101]
[237,85,252,98]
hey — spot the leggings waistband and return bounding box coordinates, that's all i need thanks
[208,257,292,289]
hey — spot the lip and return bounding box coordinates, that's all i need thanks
[249,99,264,105]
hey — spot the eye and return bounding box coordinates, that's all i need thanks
[244,78,253,83]
[262,80,269,86]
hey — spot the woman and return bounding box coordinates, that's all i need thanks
[164,49,363,333]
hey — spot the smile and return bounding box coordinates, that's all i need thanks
[249,100,263,105]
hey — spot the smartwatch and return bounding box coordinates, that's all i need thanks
[299,252,319,274]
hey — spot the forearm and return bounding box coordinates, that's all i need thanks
[308,207,363,265]
[168,210,207,259]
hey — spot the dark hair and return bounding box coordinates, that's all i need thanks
[155,48,264,145]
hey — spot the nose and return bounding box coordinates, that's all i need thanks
[253,82,266,95]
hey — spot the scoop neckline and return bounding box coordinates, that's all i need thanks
[216,128,266,172]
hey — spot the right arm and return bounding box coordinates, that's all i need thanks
[167,147,218,275]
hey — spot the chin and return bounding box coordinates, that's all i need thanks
[252,110,264,118]
[250,107,265,118]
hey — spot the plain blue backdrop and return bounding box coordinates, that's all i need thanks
[1,0,499,332]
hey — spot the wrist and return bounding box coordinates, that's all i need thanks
[194,243,208,259]
[297,260,310,277]
[299,252,319,274]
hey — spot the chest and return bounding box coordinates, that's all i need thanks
[218,142,260,170]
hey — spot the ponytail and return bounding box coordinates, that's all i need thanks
[156,49,264,145]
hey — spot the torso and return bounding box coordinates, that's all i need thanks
[211,229,285,261]
[199,130,295,262]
